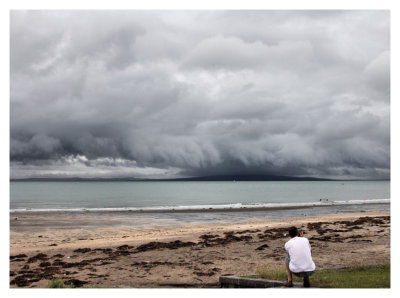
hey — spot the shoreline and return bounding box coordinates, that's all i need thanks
[9,203,390,233]
[10,201,390,214]
[10,210,390,288]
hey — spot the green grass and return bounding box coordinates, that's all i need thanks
[256,264,390,288]
[47,277,67,288]
[47,277,109,288]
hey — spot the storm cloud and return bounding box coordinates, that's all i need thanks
[10,10,390,179]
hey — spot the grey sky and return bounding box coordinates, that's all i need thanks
[10,10,390,179]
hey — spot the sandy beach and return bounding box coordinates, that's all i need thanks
[10,210,390,288]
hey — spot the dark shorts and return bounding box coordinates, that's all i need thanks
[293,271,314,278]
[286,254,314,277]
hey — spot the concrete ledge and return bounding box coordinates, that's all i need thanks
[219,275,303,288]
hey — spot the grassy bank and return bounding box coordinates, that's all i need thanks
[256,264,390,288]
[47,264,390,288]
[47,277,107,288]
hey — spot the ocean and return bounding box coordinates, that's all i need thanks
[9,181,390,226]
[10,180,390,211]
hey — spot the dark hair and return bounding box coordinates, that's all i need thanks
[288,226,298,238]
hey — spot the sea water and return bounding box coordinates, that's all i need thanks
[10,180,390,212]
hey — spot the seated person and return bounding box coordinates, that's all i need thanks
[284,226,315,287]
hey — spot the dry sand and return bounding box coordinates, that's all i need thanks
[10,210,390,288]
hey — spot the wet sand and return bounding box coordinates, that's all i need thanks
[10,210,390,288]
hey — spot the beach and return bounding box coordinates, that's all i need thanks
[10,209,390,288]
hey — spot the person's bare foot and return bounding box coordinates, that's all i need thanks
[283,280,293,287]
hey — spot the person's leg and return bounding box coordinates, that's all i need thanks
[303,275,310,287]
[283,255,293,286]
[294,271,313,287]
[304,271,314,287]
[285,258,292,282]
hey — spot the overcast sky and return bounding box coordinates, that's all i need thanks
[10,10,390,179]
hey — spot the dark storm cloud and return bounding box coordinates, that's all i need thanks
[10,10,390,179]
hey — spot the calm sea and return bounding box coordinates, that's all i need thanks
[10,181,390,212]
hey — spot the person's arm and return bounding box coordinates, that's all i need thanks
[285,241,291,255]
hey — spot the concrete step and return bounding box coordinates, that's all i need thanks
[219,275,305,288]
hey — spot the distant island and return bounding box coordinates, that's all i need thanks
[11,174,338,182]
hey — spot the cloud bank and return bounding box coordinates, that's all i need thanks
[10,10,390,179]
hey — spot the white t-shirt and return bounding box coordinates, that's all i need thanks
[285,236,316,273]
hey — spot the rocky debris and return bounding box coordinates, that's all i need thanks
[193,267,221,277]
[10,265,61,287]
[114,250,131,256]
[10,253,113,288]
[256,244,269,250]
[199,232,253,247]
[132,261,172,268]
[10,254,27,260]
[324,229,350,233]
[136,240,196,252]
[333,216,389,227]
[52,260,68,267]
[65,278,88,287]
[73,248,91,253]
[94,248,113,253]
[10,275,36,287]
[310,231,377,243]
[259,227,288,240]
[11,258,26,262]
[51,258,110,269]
[307,222,330,231]
[38,266,62,278]
[131,260,191,270]
[199,234,219,241]
[236,229,261,234]
[307,222,330,235]
[27,253,48,263]
[309,235,343,243]
[88,274,109,279]
[99,261,113,265]
[117,245,134,250]
[39,261,52,267]
[62,260,91,268]
[306,216,390,243]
